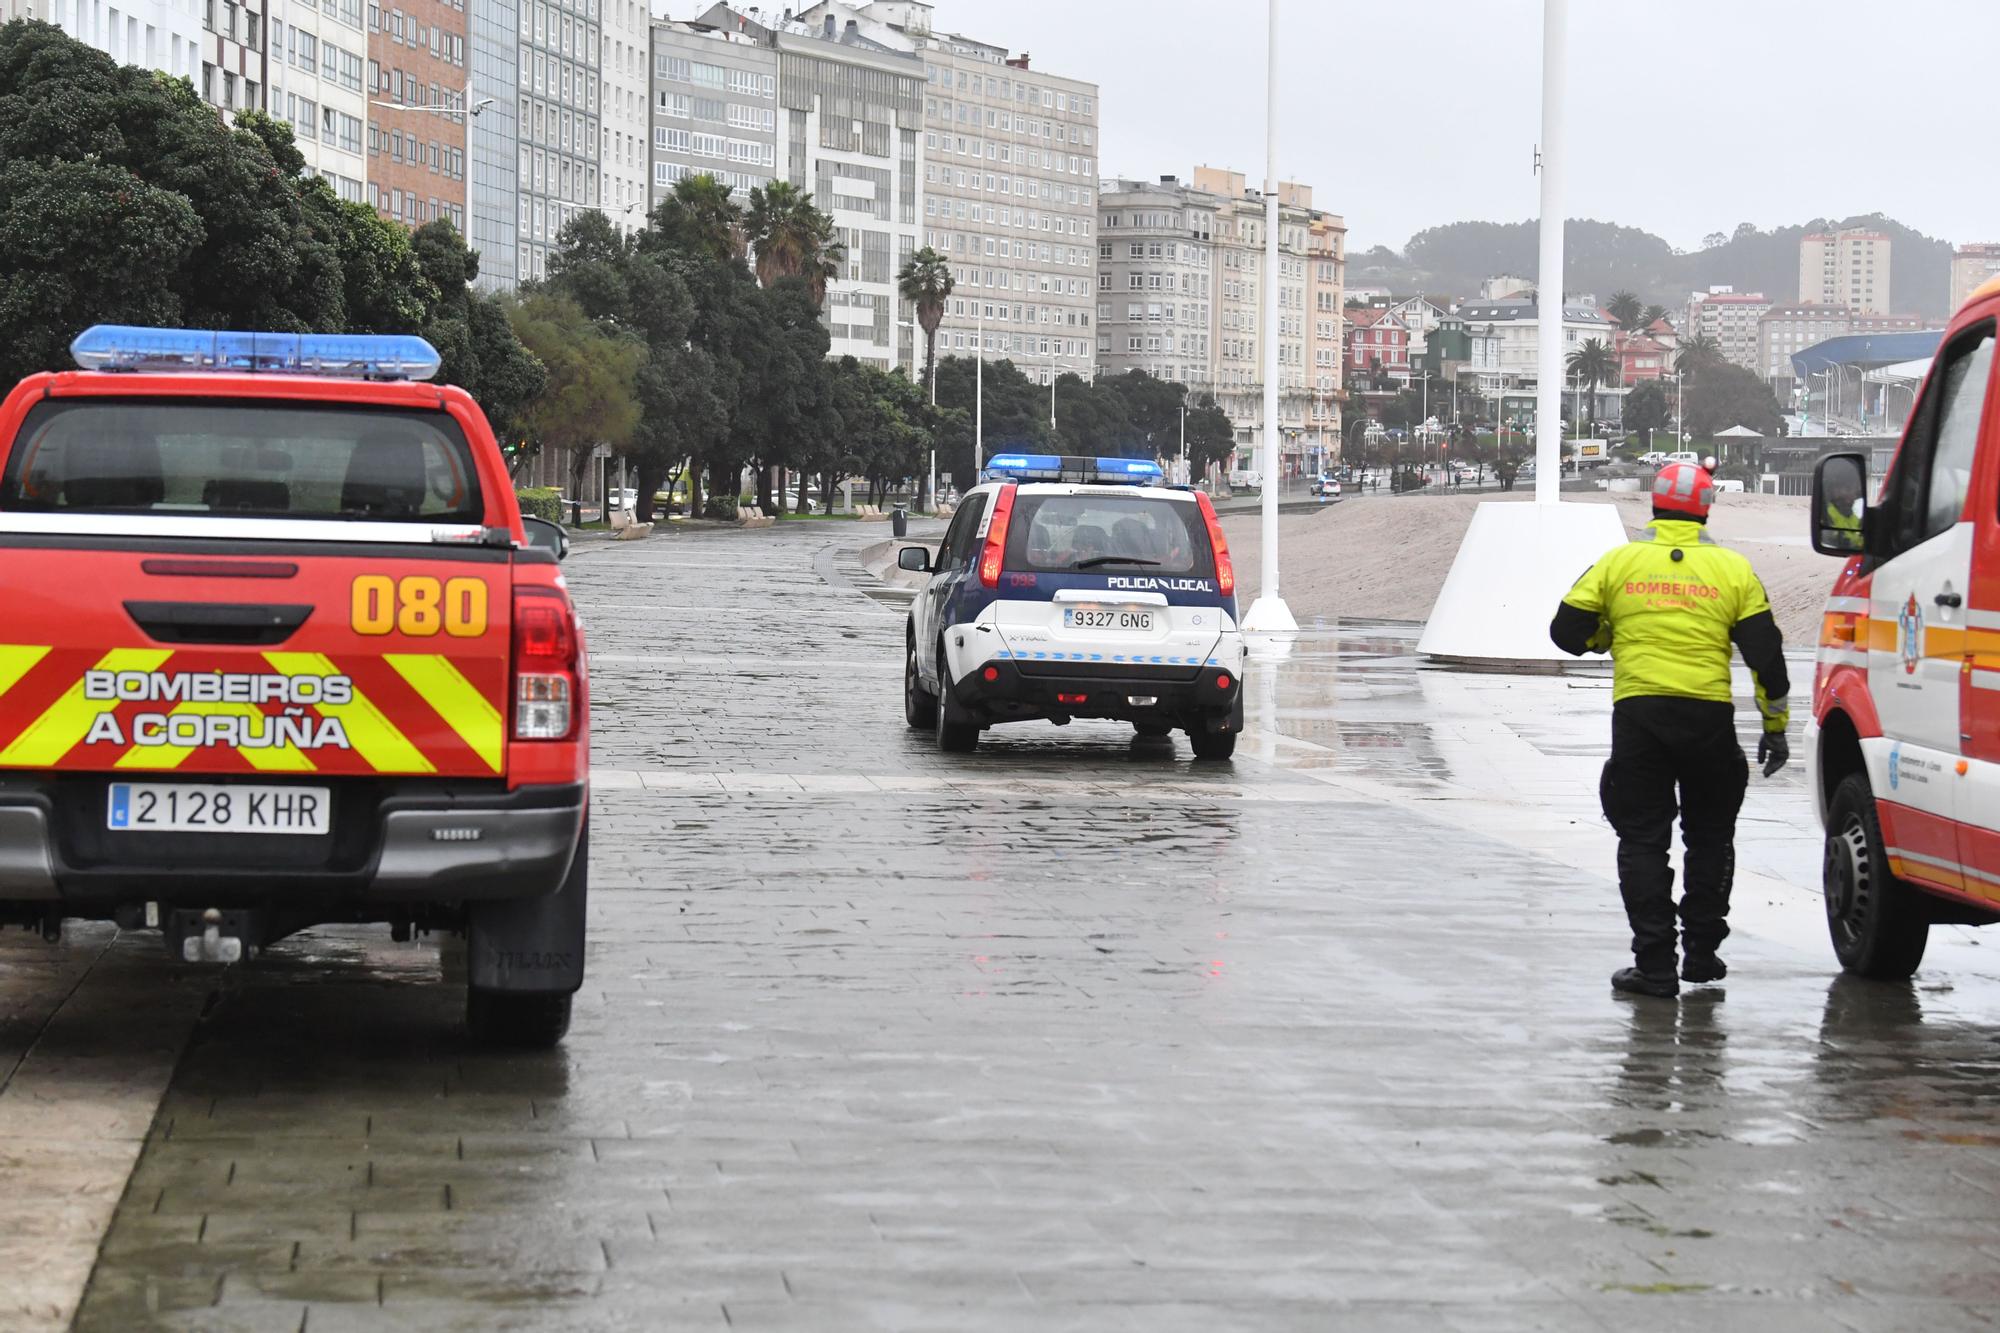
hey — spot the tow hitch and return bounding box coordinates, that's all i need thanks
[166,907,258,964]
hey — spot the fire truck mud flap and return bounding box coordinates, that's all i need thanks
[467,826,588,995]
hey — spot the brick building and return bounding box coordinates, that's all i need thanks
[366,0,469,231]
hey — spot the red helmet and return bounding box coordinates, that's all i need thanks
[1653,462,1715,518]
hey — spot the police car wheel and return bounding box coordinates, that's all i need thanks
[1824,773,1929,980]
[904,635,937,729]
[1188,728,1236,761]
[466,989,573,1048]
[934,647,980,752]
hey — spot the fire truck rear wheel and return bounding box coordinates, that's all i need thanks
[1824,772,1929,980]
[467,989,573,1048]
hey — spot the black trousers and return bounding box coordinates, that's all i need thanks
[1598,697,1749,974]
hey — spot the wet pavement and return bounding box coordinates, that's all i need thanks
[5,519,2000,1329]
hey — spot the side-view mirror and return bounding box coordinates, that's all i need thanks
[896,545,934,574]
[1810,452,1867,557]
[522,515,570,561]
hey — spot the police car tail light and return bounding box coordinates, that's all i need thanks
[979,484,1017,588]
[70,325,442,381]
[1195,492,1235,597]
[512,588,578,741]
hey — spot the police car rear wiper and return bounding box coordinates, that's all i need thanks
[1073,555,1162,569]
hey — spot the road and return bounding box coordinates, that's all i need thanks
[4,520,1999,1330]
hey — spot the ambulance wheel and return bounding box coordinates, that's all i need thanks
[1824,773,1929,980]
[1188,728,1237,761]
[934,647,980,753]
[467,989,572,1048]
[904,632,937,729]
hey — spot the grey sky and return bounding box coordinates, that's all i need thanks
[944,0,2000,254]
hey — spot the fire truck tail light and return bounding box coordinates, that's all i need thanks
[513,588,578,740]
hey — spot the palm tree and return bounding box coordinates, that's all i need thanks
[1606,291,1644,333]
[1676,333,1723,377]
[1640,303,1669,331]
[662,174,746,264]
[896,247,954,401]
[1565,337,1617,435]
[744,181,844,308]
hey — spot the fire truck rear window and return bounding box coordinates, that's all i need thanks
[0,401,482,522]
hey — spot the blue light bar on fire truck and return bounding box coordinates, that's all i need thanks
[984,454,1165,485]
[70,325,443,382]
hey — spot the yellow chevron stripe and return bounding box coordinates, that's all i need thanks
[0,648,172,767]
[262,651,434,774]
[0,645,50,702]
[111,701,319,772]
[384,654,503,773]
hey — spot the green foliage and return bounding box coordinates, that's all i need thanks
[1684,363,1783,441]
[897,247,954,400]
[0,21,542,415]
[745,180,842,307]
[515,487,564,523]
[506,291,642,480]
[1606,291,1643,332]
[1623,380,1670,447]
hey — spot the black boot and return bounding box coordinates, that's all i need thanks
[1611,966,1679,999]
[1681,953,1726,984]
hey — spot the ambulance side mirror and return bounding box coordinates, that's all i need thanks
[1810,453,1867,558]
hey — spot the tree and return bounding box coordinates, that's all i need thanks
[408,217,545,448]
[1606,291,1643,332]
[1676,333,1724,377]
[1623,380,1670,449]
[505,291,642,503]
[1640,303,1669,330]
[743,181,843,307]
[1683,362,1782,442]
[897,247,954,403]
[650,173,745,265]
[1564,337,1617,434]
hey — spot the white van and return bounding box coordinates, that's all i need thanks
[1664,450,1700,467]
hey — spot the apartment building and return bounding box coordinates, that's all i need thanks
[1799,226,1891,315]
[647,19,779,210]
[1306,215,1344,441]
[1951,243,2000,314]
[365,0,468,230]
[784,2,1097,385]
[515,0,602,283]
[39,0,202,90]
[1098,168,1342,473]
[199,0,267,120]
[1684,287,1770,372]
[598,0,647,229]
[1094,176,1214,392]
[466,0,519,291]
[1459,294,1616,382]
[1757,302,1850,388]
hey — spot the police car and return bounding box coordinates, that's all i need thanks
[897,454,1245,758]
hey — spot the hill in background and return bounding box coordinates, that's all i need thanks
[1348,213,1956,319]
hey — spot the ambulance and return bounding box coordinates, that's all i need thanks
[1807,277,1999,978]
[0,327,589,1045]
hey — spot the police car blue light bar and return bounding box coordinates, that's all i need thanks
[70,326,443,382]
[984,453,1165,485]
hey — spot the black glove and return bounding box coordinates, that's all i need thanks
[1757,730,1790,778]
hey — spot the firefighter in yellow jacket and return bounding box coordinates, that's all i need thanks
[1550,462,1790,999]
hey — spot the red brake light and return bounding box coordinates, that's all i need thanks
[1196,492,1234,597]
[978,483,1017,588]
[512,587,578,740]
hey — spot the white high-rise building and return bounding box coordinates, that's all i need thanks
[41,0,203,92]
[266,0,367,203]
[598,0,648,232]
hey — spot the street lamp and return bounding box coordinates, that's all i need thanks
[1240,0,1296,638]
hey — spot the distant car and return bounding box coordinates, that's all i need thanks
[1639,451,1667,466]
[1313,475,1342,502]
[1664,450,1701,467]
[1713,479,1745,493]
[1228,470,1261,490]
[608,486,637,512]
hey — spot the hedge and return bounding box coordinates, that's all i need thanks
[516,487,564,523]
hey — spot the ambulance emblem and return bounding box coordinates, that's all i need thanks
[1897,593,1922,675]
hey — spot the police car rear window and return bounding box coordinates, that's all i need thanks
[1004,494,1213,576]
[0,400,482,523]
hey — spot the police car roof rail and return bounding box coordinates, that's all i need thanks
[982,453,1165,486]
